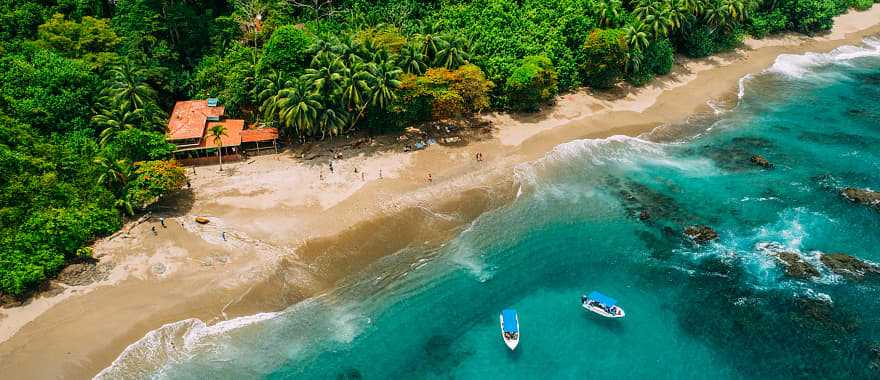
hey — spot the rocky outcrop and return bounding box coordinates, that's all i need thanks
[56,260,114,286]
[750,155,773,169]
[820,253,880,281]
[841,188,880,212]
[684,225,719,244]
[772,252,820,279]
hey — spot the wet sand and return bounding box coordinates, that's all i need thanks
[2,6,879,379]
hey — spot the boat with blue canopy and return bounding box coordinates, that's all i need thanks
[499,309,520,350]
[582,291,625,318]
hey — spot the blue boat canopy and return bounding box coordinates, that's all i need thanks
[588,291,618,307]
[501,309,518,332]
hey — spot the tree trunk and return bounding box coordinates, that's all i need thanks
[218,147,224,171]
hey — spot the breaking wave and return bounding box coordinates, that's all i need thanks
[767,37,880,78]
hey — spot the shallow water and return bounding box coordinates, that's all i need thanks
[98,38,880,380]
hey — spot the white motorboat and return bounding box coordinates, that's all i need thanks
[499,309,520,350]
[582,291,625,318]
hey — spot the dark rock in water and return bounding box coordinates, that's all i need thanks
[870,343,880,370]
[336,369,362,380]
[819,253,880,281]
[57,259,114,286]
[639,210,651,221]
[750,155,773,169]
[841,188,880,212]
[684,225,719,244]
[698,136,775,172]
[789,297,859,335]
[771,252,820,279]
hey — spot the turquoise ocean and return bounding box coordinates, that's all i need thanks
[98,38,880,380]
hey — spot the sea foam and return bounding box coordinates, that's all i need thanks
[767,37,880,78]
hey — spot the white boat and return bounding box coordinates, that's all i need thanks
[582,291,625,318]
[499,309,520,350]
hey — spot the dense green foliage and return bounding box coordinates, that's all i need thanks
[504,56,559,112]
[0,0,872,296]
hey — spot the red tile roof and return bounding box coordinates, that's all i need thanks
[204,120,244,148]
[166,100,225,141]
[240,128,279,143]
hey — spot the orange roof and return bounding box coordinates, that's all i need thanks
[204,120,244,148]
[167,100,225,140]
[240,128,279,143]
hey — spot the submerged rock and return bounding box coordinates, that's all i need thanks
[750,155,773,169]
[820,253,880,281]
[841,188,880,212]
[772,252,820,279]
[684,225,719,244]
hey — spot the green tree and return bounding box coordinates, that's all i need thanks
[504,55,559,112]
[258,24,313,76]
[579,28,628,89]
[36,13,120,69]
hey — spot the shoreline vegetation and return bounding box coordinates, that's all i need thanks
[0,0,878,378]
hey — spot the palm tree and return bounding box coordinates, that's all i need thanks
[339,62,375,131]
[316,106,347,137]
[93,103,144,146]
[634,0,674,39]
[95,156,132,193]
[596,0,623,27]
[396,43,428,75]
[302,56,345,101]
[209,124,228,171]
[306,38,340,67]
[369,61,402,111]
[415,21,446,63]
[103,60,158,112]
[680,0,707,16]
[277,81,322,136]
[706,0,749,31]
[434,36,470,69]
[624,22,651,53]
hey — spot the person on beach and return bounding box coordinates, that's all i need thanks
[160,217,166,228]
[222,231,227,241]
[427,173,433,183]
[320,170,324,181]
[379,169,383,179]
[186,180,191,189]
[329,160,334,173]
[151,226,157,235]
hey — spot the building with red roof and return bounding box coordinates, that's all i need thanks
[166,98,278,165]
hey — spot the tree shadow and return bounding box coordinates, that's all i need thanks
[149,188,195,217]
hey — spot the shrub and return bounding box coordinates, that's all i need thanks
[393,64,494,124]
[579,28,627,89]
[127,160,187,209]
[749,10,789,39]
[781,0,838,34]
[848,0,873,10]
[644,39,674,76]
[504,55,559,112]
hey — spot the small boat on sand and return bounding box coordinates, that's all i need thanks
[582,291,625,318]
[499,309,520,350]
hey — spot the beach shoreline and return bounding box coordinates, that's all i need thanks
[1,6,879,379]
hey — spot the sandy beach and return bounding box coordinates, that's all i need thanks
[2,5,879,379]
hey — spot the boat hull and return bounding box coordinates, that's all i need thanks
[582,303,625,318]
